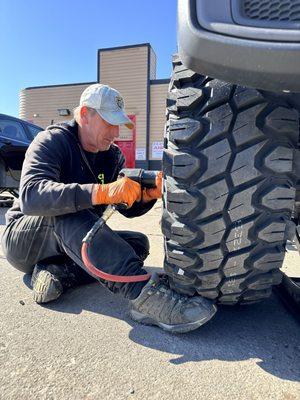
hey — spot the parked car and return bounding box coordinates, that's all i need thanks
[0,113,42,202]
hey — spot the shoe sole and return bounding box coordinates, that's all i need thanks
[33,270,63,304]
[129,305,217,333]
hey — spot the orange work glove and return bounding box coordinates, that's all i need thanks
[142,171,163,202]
[92,176,141,208]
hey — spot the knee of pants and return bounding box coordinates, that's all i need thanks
[127,233,150,261]
[2,229,34,274]
[137,232,150,253]
[2,236,34,274]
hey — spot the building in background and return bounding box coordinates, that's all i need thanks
[19,43,170,170]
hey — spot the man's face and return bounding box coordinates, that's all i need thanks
[81,108,120,152]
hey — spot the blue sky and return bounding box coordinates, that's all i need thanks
[0,0,177,118]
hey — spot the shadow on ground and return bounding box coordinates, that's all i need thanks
[23,272,300,383]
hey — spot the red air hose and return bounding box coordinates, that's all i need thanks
[81,205,151,283]
[81,243,151,283]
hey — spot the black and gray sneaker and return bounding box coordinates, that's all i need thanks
[31,265,63,304]
[129,273,217,333]
[30,258,94,304]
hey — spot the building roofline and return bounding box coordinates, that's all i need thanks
[23,81,97,91]
[25,44,157,90]
[98,42,151,53]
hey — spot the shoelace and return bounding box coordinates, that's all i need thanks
[155,275,189,303]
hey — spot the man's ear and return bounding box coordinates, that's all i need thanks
[80,106,89,125]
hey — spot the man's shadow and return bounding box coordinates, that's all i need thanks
[23,272,300,383]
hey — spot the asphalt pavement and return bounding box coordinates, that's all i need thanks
[0,202,299,400]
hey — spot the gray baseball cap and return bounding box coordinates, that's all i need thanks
[79,83,134,129]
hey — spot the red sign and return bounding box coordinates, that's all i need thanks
[114,115,136,168]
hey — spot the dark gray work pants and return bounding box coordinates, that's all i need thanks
[1,209,150,299]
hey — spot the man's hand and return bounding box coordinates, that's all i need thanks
[142,171,163,202]
[92,177,141,208]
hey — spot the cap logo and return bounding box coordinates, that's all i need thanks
[115,95,124,109]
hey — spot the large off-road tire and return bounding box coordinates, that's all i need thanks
[162,55,300,305]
